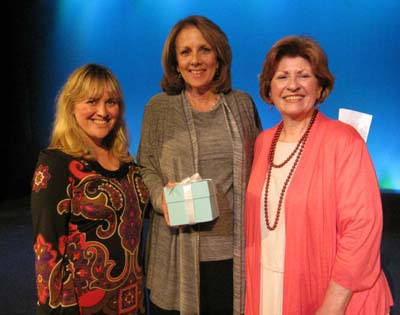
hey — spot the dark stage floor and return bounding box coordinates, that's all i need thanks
[0,196,36,315]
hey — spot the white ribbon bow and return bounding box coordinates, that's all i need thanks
[166,173,203,225]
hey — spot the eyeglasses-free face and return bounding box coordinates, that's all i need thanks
[270,56,322,120]
[73,91,120,146]
[175,26,219,95]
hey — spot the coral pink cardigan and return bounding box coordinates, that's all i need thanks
[245,112,393,315]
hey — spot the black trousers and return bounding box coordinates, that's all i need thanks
[149,259,233,315]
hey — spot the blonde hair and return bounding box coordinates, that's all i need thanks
[49,63,132,163]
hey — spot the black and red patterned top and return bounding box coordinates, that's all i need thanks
[31,149,149,315]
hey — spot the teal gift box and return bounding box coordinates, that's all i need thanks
[164,179,219,227]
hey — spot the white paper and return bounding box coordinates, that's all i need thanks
[338,108,373,142]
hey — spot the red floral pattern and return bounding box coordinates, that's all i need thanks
[32,164,51,192]
[31,150,149,315]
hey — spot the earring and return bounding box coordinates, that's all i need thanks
[269,104,274,110]
[177,72,182,79]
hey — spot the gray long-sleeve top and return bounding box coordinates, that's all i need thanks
[137,90,261,315]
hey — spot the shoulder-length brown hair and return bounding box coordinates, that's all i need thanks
[259,35,335,105]
[49,63,132,162]
[161,15,232,95]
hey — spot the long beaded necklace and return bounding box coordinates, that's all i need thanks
[264,109,318,231]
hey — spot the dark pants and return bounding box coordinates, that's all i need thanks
[149,259,233,315]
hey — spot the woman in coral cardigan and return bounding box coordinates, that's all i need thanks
[244,35,393,314]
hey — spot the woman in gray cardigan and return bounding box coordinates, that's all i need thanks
[138,15,261,315]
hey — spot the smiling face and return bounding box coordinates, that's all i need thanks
[175,26,218,94]
[73,90,120,146]
[270,56,322,120]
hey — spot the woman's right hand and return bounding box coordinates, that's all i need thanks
[161,181,176,226]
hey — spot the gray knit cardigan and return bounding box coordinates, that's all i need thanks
[137,90,261,315]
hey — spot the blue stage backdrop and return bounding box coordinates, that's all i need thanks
[33,0,400,192]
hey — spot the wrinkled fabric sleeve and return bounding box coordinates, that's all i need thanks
[332,129,384,292]
[31,150,78,314]
[137,97,166,214]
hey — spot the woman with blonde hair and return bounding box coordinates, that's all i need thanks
[31,63,149,315]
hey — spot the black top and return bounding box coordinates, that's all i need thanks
[31,149,149,314]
